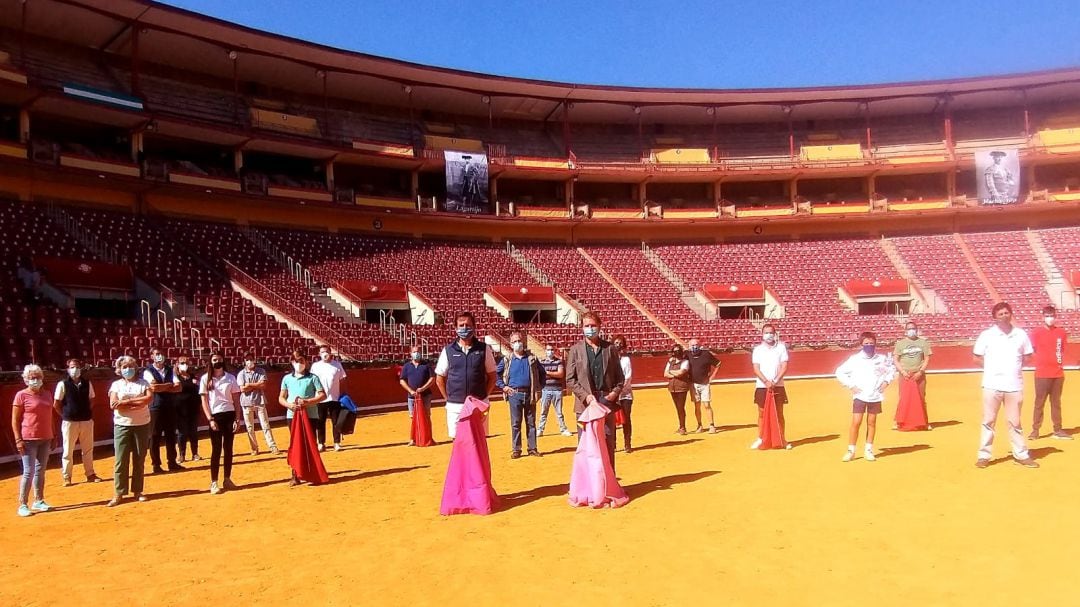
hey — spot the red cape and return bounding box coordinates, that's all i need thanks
[411,400,435,447]
[895,376,929,431]
[757,388,787,449]
[288,414,329,484]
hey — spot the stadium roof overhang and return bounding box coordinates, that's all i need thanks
[7,0,1080,124]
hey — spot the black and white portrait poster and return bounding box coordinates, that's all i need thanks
[444,150,490,214]
[976,148,1020,205]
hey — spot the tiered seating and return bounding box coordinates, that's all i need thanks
[654,240,903,348]
[0,198,126,370]
[256,230,577,352]
[1036,226,1080,333]
[890,235,991,340]
[963,232,1050,326]
[518,245,670,351]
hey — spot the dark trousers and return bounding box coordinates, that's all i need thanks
[1033,377,1066,433]
[619,398,633,448]
[150,406,179,468]
[316,401,343,445]
[176,403,200,458]
[670,391,688,429]
[507,391,537,453]
[208,411,236,482]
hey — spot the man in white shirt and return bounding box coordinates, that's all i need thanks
[310,345,347,452]
[973,302,1038,468]
[836,332,895,462]
[750,324,791,450]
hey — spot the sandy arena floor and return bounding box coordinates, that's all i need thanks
[1,371,1077,606]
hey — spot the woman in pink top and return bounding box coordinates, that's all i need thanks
[11,364,55,517]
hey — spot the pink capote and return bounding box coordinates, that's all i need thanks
[568,402,629,509]
[895,376,929,431]
[440,396,499,515]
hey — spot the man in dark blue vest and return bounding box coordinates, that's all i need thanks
[52,357,101,486]
[435,311,497,440]
[143,348,183,474]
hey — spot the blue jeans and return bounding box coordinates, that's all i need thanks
[407,392,432,417]
[538,388,567,433]
[19,439,50,505]
[507,391,537,453]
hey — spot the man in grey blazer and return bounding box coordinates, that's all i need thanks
[565,312,625,469]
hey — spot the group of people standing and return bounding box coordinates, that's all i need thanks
[9,301,1072,517]
[9,344,350,516]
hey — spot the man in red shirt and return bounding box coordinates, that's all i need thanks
[1029,305,1071,440]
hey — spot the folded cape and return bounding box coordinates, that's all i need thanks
[895,376,929,431]
[757,388,787,449]
[440,396,498,515]
[288,413,329,485]
[568,402,629,509]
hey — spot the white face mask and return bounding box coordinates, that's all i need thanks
[1045,316,1056,326]
[320,352,331,361]
[292,362,303,374]
[178,363,189,372]
[68,367,81,379]
[906,329,917,338]
[27,378,43,389]
[763,333,776,344]
[545,349,554,358]
[511,341,523,353]
[153,354,164,364]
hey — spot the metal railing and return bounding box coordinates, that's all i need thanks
[224,260,364,360]
[45,203,125,265]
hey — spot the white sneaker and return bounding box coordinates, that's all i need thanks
[841,450,855,462]
[317,443,325,452]
[333,443,342,452]
[749,438,763,450]
[785,443,793,450]
[560,429,573,437]
[209,481,221,495]
[864,448,877,462]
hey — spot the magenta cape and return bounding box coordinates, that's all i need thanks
[895,376,929,431]
[568,402,629,509]
[757,388,787,449]
[287,413,329,485]
[440,396,499,515]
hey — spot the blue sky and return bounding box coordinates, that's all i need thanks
[162,0,1080,89]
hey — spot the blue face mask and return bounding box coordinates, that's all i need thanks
[411,352,421,361]
[121,367,136,379]
[583,326,598,339]
[862,344,876,357]
[456,326,474,340]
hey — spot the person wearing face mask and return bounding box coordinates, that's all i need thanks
[310,345,348,452]
[12,364,55,517]
[973,302,1038,468]
[52,357,101,486]
[836,332,896,462]
[107,355,154,507]
[279,350,328,486]
[1029,305,1070,441]
[686,338,720,434]
[565,312,625,470]
[750,324,791,450]
[199,352,242,495]
[399,345,436,446]
[435,311,497,440]
[174,356,202,462]
[495,331,544,459]
[238,353,279,456]
[664,345,692,434]
[143,348,182,474]
[537,343,572,437]
[892,321,933,431]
